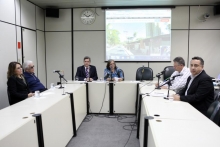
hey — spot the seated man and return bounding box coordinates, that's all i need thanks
[75,56,98,81]
[158,57,191,93]
[173,56,214,115]
[23,60,47,92]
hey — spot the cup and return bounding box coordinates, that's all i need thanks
[75,76,79,81]
[99,77,103,81]
[114,77,118,82]
[35,91,40,98]
[50,83,54,89]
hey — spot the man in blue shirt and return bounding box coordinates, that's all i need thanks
[23,60,46,92]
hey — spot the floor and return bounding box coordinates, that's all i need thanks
[66,114,140,147]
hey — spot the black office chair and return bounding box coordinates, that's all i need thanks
[214,90,220,101]
[7,89,12,105]
[207,101,220,125]
[136,67,153,81]
[163,66,175,80]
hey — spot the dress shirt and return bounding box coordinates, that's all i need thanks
[161,66,191,93]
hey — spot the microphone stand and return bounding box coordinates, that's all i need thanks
[56,72,68,89]
[164,80,172,99]
[155,74,162,89]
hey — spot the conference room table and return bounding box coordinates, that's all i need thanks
[137,83,220,147]
[0,84,87,147]
[1,80,220,147]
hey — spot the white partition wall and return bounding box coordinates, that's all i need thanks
[22,29,38,76]
[0,22,17,109]
[0,0,45,109]
[46,32,72,86]
[0,0,15,24]
[37,30,46,86]
[21,0,36,30]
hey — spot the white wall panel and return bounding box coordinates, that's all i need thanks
[16,26,22,63]
[0,0,15,24]
[21,0,36,30]
[15,0,21,25]
[149,30,189,77]
[190,6,220,29]
[37,30,46,87]
[22,29,38,76]
[172,6,189,29]
[0,22,17,109]
[45,9,71,31]
[74,8,105,30]
[36,7,44,31]
[46,32,72,86]
[189,30,220,77]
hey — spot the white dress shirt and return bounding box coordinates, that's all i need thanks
[162,66,191,92]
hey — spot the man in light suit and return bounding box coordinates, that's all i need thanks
[75,56,98,81]
[173,56,214,115]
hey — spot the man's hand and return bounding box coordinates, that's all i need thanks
[173,94,180,101]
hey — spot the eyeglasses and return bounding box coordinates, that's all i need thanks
[30,66,34,69]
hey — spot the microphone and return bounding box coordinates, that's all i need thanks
[53,70,62,73]
[170,73,183,79]
[156,68,169,77]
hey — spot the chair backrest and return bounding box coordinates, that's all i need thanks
[207,101,220,125]
[7,89,12,105]
[163,66,175,80]
[136,67,153,81]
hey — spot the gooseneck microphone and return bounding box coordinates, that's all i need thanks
[170,73,183,79]
[53,70,62,73]
[156,68,169,77]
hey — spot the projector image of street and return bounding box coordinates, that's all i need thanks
[105,9,171,61]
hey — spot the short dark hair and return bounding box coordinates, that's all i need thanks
[173,57,185,66]
[106,59,117,70]
[84,56,91,61]
[192,56,204,66]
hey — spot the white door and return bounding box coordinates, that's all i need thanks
[22,28,37,76]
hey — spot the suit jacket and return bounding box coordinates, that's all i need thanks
[7,76,30,105]
[178,70,214,115]
[75,65,98,81]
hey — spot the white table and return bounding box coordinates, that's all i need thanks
[138,84,220,147]
[0,84,86,147]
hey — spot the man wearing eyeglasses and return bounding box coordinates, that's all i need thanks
[23,60,46,92]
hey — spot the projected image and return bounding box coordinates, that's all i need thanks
[105,9,171,61]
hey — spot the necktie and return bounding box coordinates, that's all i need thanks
[86,68,89,78]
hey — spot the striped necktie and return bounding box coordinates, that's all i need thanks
[86,67,89,78]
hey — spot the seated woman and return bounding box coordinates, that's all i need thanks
[104,59,124,81]
[7,62,34,105]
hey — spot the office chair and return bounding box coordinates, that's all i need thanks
[207,101,220,125]
[136,67,153,81]
[7,89,12,105]
[163,66,175,80]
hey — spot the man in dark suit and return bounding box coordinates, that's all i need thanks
[173,56,214,115]
[75,56,98,81]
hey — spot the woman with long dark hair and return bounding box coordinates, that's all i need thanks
[104,59,124,81]
[7,62,34,105]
